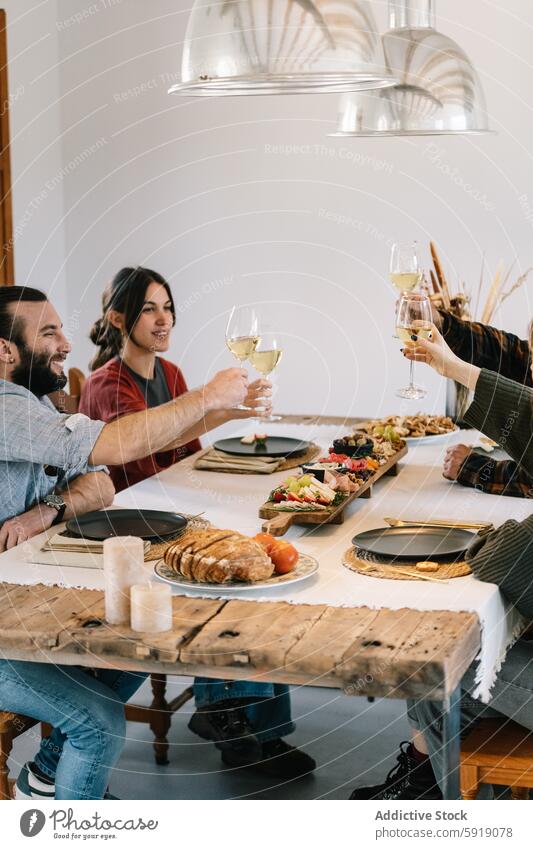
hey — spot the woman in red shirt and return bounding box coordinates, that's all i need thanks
[80,266,315,780]
[80,266,268,491]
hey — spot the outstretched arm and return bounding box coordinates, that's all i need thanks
[437,309,532,385]
[89,369,248,466]
[403,324,533,476]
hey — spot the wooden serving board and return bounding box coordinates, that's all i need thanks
[259,443,408,536]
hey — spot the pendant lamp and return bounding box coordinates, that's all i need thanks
[169,0,397,96]
[332,0,491,136]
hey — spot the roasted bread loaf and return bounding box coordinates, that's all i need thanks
[163,528,275,584]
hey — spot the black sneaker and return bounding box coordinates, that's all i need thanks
[349,742,443,800]
[222,738,316,779]
[188,699,262,757]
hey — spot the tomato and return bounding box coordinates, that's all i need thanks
[270,541,299,575]
[253,533,277,555]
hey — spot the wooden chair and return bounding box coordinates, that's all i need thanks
[125,678,194,765]
[47,368,88,414]
[0,713,49,799]
[461,718,533,799]
[68,367,86,402]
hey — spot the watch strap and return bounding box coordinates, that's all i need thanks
[51,503,67,526]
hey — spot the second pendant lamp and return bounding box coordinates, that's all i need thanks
[332,0,491,136]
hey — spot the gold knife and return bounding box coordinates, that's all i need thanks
[384,517,491,531]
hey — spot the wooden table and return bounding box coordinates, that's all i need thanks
[0,580,480,799]
[5,413,518,801]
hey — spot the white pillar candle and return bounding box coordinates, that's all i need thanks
[130,582,173,633]
[103,536,147,626]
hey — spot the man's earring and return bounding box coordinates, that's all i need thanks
[8,357,14,364]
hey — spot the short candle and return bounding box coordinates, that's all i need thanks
[130,582,173,633]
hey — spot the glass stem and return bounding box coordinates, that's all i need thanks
[409,359,416,389]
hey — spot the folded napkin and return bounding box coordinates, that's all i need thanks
[194,448,286,474]
[29,547,105,570]
[29,533,152,569]
[43,533,151,556]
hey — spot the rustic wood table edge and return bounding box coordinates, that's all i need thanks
[0,583,480,702]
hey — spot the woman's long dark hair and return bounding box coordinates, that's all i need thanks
[89,267,176,371]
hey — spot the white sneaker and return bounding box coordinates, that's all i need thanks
[15,762,55,800]
[15,761,118,800]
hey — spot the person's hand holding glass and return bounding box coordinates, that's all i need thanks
[225,306,279,419]
[396,292,433,399]
[248,330,283,422]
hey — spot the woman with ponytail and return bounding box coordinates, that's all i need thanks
[80,267,316,779]
[80,267,269,492]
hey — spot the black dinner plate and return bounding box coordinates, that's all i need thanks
[351,526,476,562]
[214,436,309,458]
[66,509,188,542]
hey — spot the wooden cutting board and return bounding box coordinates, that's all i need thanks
[259,444,408,536]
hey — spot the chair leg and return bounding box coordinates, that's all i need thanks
[511,786,529,800]
[460,764,480,801]
[0,734,14,800]
[149,674,172,766]
[41,723,53,739]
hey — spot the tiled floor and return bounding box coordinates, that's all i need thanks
[9,677,411,800]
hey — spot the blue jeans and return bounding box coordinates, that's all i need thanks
[407,638,533,799]
[0,659,145,800]
[194,678,294,742]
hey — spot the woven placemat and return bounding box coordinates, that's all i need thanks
[193,443,322,474]
[343,547,471,581]
[144,515,211,562]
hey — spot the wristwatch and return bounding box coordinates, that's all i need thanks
[42,493,67,526]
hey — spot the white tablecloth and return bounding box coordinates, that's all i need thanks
[0,424,527,702]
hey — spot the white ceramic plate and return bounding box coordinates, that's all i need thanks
[405,430,457,446]
[154,553,319,593]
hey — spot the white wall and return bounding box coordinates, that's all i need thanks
[50,0,533,416]
[4,0,68,316]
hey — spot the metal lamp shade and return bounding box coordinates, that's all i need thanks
[169,0,397,97]
[332,2,492,136]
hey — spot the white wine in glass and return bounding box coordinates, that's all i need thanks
[395,323,433,344]
[248,331,283,422]
[225,306,260,363]
[390,243,422,293]
[226,335,260,362]
[396,293,433,400]
[248,349,283,376]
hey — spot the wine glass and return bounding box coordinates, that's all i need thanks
[248,330,283,423]
[225,305,260,363]
[396,292,433,400]
[390,242,422,294]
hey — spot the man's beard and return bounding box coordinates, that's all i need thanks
[11,344,67,396]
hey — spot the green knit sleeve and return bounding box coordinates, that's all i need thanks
[464,369,533,478]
